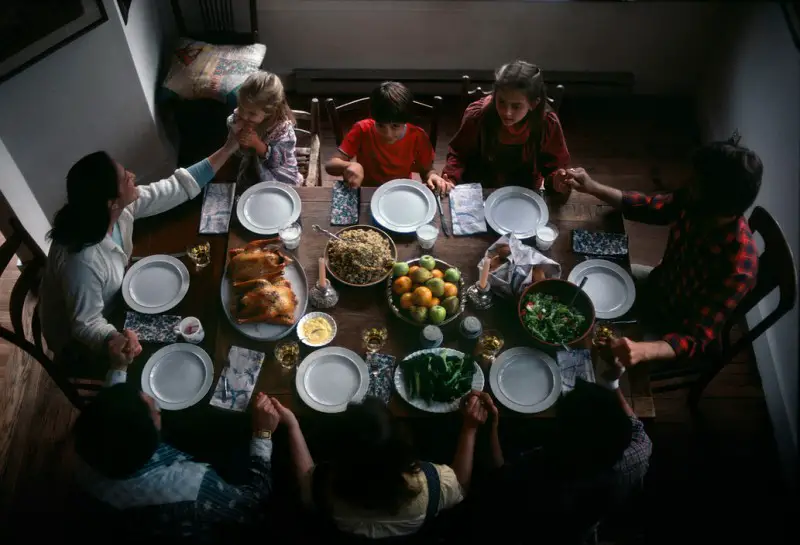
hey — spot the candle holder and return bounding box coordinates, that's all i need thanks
[466,282,494,310]
[309,280,339,309]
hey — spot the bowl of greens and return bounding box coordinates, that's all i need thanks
[518,279,596,347]
[394,348,484,413]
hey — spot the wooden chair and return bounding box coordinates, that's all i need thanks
[325,95,443,151]
[650,206,798,408]
[0,217,102,410]
[170,0,259,44]
[292,98,322,186]
[460,74,566,114]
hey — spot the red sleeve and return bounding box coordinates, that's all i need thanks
[663,240,758,358]
[339,123,363,159]
[443,101,484,183]
[413,128,435,173]
[540,111,570,189]
[621,190,685,226]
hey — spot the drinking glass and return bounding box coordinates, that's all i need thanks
[279,222,302,250]
[416,223,439,250]
[186,241,211,271]
[476,330,505,365]
[275,340,300,372]
[362,327,389,354]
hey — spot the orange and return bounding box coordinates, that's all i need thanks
[399,292,414,310]
[431,269,444,279]
[428,297,440,308]
[408,265,420,275]
[412,286,433,307]
[443,282,458,297]
[393,276,413,295]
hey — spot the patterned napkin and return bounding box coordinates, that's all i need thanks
[366,353,396,405]
[449,183,487,235]
[123,311,181,343]
[330,180,360,225]
[209,346,265,411]
[199,182,236,234]
[556,349,596,394]
[572,229,629,257]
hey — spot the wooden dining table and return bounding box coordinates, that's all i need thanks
[123,184,655,442]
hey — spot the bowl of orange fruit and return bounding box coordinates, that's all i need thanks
[386,255,466,327]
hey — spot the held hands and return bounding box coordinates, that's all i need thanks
[461,390,498,430]
[252,392,281,434]
[271,396,300,431]
[610,337,647,367]
[238,126,266,155]
[426,173,455,196]
[563,167,599,194]
[108,329,142,369]
[343,162,365,188]
[551,169,572,194]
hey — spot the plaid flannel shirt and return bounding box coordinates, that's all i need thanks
[621,189,758,359]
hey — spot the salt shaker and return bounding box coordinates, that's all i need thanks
[420,325,443,349]
[309,257,339,309]
[458,316,483,353]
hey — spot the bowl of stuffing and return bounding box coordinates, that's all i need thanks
[324,225,398,287]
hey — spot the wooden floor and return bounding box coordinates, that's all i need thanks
[0,95,792,543]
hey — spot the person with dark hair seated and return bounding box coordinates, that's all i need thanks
[565,139,762,366]
[39,131,239,365]
[73,356,278,540]
[273,394,487,541]
[468,365,651,544]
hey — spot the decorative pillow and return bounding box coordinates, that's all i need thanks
[161,38,266,104]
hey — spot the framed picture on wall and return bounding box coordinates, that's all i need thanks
[118,0,133,24]
[0,0,108,84]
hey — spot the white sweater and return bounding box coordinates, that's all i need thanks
[39,169,201,356]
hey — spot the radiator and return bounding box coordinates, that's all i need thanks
[292,69,634,96]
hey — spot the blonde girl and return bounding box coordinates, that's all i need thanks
[228,71,302,186]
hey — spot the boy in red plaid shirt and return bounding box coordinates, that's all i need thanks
[564,139,762,367]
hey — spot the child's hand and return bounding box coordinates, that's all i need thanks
[238,127,260,149]
[425,173,454,196]
[343,162,365,188]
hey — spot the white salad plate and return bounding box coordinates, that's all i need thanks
[568,259,636,319]
[371,178,437,233]
[295,347,369,413]
[489,347,561,414]
[122,255,190,314]
[394,348,485,414]
[236,181,301,235]
[484,186,549,239]
[141,343,214,411]
[220,249,308,341]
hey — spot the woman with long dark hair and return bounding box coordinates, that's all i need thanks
[443,60,572,193]
[39,133,240,363]
[272,394,488,540]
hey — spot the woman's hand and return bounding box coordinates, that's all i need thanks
[238,127,263,151]
[461,391,488,430]
[252,393,280,434]
[552,169,572,194]
[425,173,455,196]
[270,396,300,431]
[478,391,499,429]
[610,337,647,367]
[343,161,365,188]
[108,329,141,369]
[564,167,599,194]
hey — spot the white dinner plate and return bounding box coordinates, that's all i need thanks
[394,348,485,413]
[295,347,369,413]
[141,343,214,411]
[220,249,308,341]
[371,179,437,233]
[490,347,561,414]
[568,259,636,319]
[484,186,549,239]
[122,255,190,314]
[236,182,301,235]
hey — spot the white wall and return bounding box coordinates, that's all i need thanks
[0,0,175,232]
[255,0,722,94]
[0,140,51,253]
[698,3,799,484]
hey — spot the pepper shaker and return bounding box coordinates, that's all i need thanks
[458,316,483,354]
[420,325,443,349]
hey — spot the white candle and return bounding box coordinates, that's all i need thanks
[319,257,326,288]
[479,256,491,289]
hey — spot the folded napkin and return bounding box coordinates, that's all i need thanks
[123,311,181,343]
[480,234,561,298]
[330,180,360,225]
[199,182,236,234]
[209,346,265,411]
[556,348,596,394]
[449,183,487,235]
[572,229,629,257]
[366,353,396,405]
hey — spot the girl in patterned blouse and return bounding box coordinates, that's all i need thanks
[228,71,303,186]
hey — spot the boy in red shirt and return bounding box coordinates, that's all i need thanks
[325,81,452,193]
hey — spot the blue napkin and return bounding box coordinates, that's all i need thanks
[330,180,359,225]
[366,353,396,405]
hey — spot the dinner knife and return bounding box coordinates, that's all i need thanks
[131,251,185,262]
[436,196,450,237]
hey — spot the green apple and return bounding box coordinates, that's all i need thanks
[393,262,409,277]
[429,305,446,324]
[444,268,461,283]
[425,278,445,298]
[419,255,436,271]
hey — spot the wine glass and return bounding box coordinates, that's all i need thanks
[186,241,211,271]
